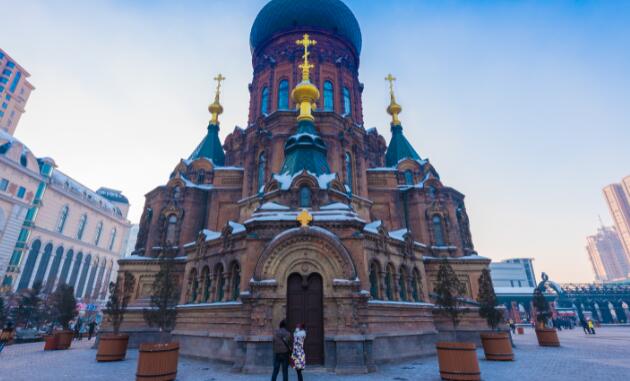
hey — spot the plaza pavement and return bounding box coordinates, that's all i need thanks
[1,326,629,380]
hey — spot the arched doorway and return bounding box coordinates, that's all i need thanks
[287,273,324,365]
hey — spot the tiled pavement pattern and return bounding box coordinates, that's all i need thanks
[1,327,629,380]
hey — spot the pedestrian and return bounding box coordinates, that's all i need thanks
[88,321,97,341]
[0,322,15,354]
[291,323,307,381]
[580,320,589,334]
[271,320,291,381]
[79,322,87,341]
[508,319,516,334]
[73,319,82,341]
[588,319,596,335]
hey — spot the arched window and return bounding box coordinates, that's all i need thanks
[299,186,312,208]
[345,152,353,193]
[57,206,69,233]
[33,243,53,287]
[215,264,225,302]
[76,254,91,297]
[404,170,414,186]
[399,267,408,301]
[77,214,87,240]
[369,262,380,300]
[261,87,269,115]
[165,215,177,245]
[94,221,103,246]
[58,249,73,288]
[412,269,422,302]
[17,239,41,290]
[385,264,394,301]
[85,258,99,299]
[197,169,205,183]
[257,152,266,193]
[45,246,64,292]
[20,151,28,167]
[201,266,211,303]
[108,228,117,251]
[189,269,198,303]
[323,81,334,111]
[342,87,351,116]
[278,80,289,110]
[68,252,83,288]
[432,215,446,246]
[230,263,240,301]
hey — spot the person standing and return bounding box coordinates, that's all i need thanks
[0,322,15,354]
[580,320,589,334]
[87,321,97,341]
[291,323,307,381]
[73,319,82,341]
[271,320,291,381]
[508,319,516,334]
[588,319,596,334]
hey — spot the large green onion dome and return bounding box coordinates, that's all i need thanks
[250,0,362,55]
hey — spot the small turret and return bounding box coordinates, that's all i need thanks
[384,74,422,167]
[188,74,226,165]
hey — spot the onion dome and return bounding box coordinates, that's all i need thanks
[189,74,226,165]
[384,74,422,167]
[250,0,362,55]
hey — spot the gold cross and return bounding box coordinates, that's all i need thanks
[296,34,317,81]
[214,73,226,95]
[385,73,396,95]
[297,209,313,228]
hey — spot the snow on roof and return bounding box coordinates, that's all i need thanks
[259,202,291,211]
[494,286,535,295]
[181,175,215,190]
[51,170,123,218]
[202,229,221,241]
[388,228,409,241]
[320,202,351,211]
[229,221,246,234]
[366,167,397,172]
[363,220,382,234]
[245,209,365,224]
[273,171,337,190]
[182,157,243,171]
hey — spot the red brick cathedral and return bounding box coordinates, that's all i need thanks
[120,0,490,373]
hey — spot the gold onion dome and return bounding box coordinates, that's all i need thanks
[209,73,225,125]
[293,34,320,122]
[385,73,402,126]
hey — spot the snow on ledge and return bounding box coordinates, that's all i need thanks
[177,301,242,309]
[229,221,246,234]
[320,202,351,211]
[259,202,291,211]
[363,220,382,234]
[368,300,434,307]
[273,171,338,190]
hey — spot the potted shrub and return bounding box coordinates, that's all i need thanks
[434,259,480,381]
[138,249,180,381]
[50,284,78,350]
[532,280,559,347]
[477,268,513,361]
[97,272,135,362]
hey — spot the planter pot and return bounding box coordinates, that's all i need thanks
[436,341,481,381]
[55,330,74,350]
[136,342,180,381]
[480,332,514,361]
[517,327,524,335]
[97,334,130,362]
[44,335,58,351]
[535,328,560,347]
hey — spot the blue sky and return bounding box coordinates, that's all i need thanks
[3,0,630,283]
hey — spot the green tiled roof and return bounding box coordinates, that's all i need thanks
[188,123,225,166]
[385,124,421,167]
[250,0,362,54]
[280,120,331,176]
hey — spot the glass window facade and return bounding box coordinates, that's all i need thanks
[17,186,25,199]
[9,71,20,93]
[0,178,8,191]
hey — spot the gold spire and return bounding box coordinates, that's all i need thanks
[385,73,402,126]
[291,34,320,122]
[208,73,225,125]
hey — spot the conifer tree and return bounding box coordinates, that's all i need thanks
[433,259,467,340]
[51,284,78,330]
[532,287,551,328]
[105,272,135,335]
[15,281,43,328]
[477,268,504,331]
[143,245,179,340]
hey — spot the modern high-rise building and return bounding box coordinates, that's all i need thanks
[603,179,630,264]
[586,226,629,282]
[0,48,34,136]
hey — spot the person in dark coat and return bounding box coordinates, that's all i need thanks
[0,322,15,354]
[73,319,82,341]
[87,321,97,341]
[271,320,292,381]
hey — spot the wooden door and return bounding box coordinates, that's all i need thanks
[287,273,324,365]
